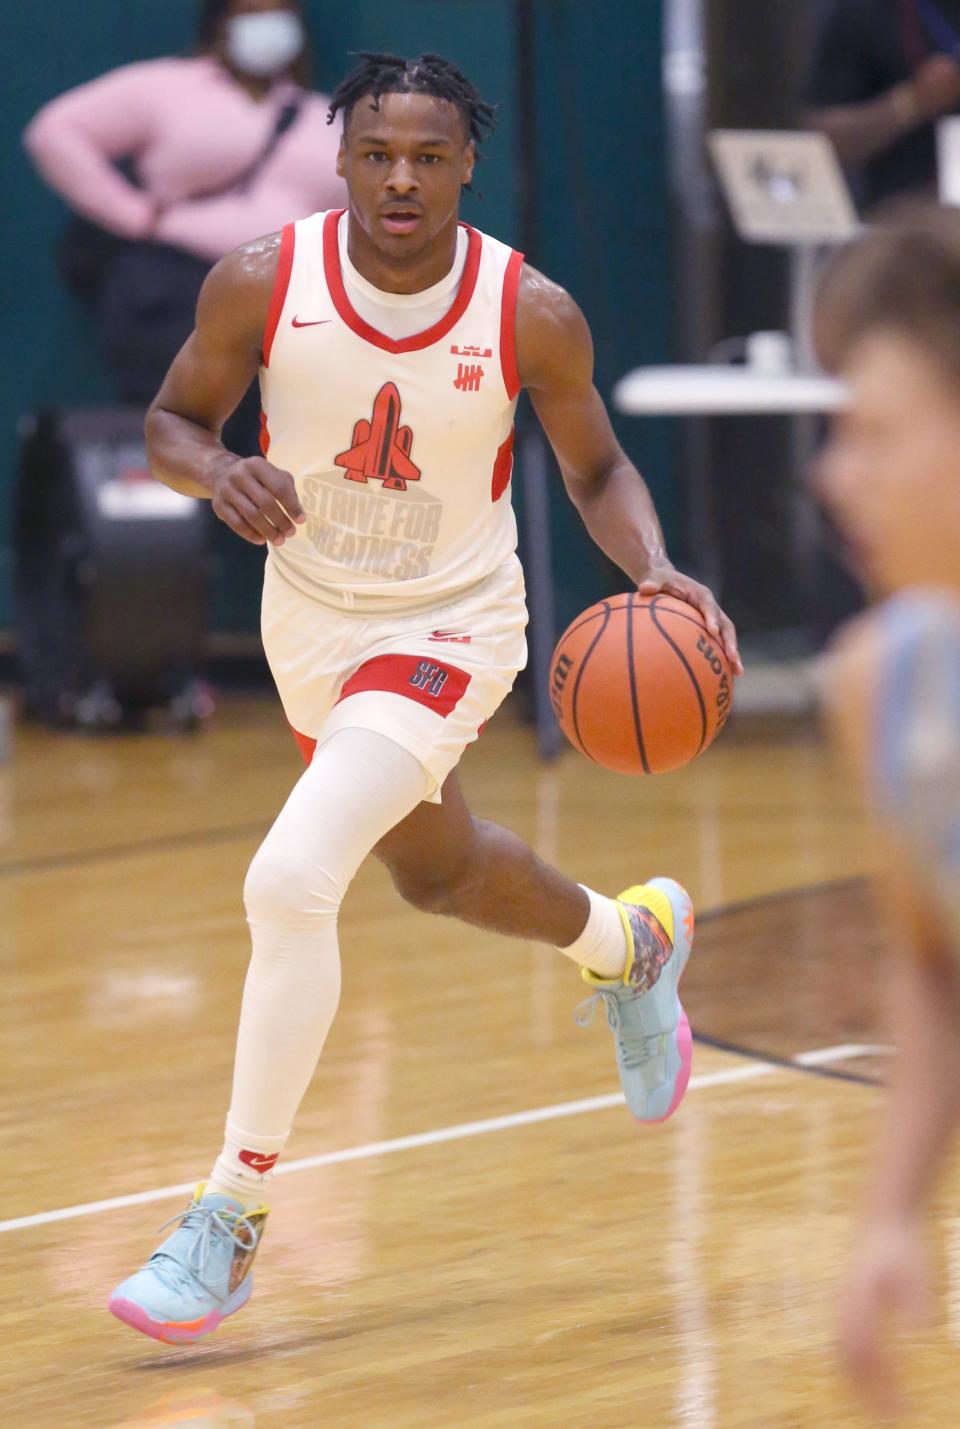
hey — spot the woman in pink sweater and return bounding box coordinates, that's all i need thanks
[24,0,345,418]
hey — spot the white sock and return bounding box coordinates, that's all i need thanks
[557,885,628,979]
[209,1121,290,1207]
[207,728,432,1209]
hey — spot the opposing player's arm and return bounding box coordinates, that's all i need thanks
[515,267,741,672]
[825,611,960,1409]
[146,233,305,546]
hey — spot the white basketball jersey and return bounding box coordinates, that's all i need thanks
[259,209,525,608]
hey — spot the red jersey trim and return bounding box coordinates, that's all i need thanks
[491,427,515,502]
[499,249,525,400]
[336,653,471,718]
[322,210,483,354]
[263,223,295,368]
[290,725,317,765]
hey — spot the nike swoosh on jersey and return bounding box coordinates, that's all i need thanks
[291,317,331,328]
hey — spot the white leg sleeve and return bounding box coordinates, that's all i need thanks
[208,728,431,1203]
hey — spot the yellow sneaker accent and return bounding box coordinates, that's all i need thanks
[580,884,675,986]
[198,1180,270,1218]
[617,884,675,943]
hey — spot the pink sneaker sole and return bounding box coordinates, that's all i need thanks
[633,1009,693,1125]
[108,1274,252,1344]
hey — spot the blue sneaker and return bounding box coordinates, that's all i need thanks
[108,1185,268,1344]
[577,877,694,1123]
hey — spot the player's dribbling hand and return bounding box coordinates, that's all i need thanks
[837,1218,933,1421]
[637,564,743,675]
[211,456,307,546]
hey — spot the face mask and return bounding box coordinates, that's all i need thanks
[225,11,304,78]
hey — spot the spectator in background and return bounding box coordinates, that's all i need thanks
[803,0,960,213]
[24,0,345,444]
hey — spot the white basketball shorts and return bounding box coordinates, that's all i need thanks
[261,555,529,801]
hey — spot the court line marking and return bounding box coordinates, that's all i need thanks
[0,819,269,881]
[694,1033,888,1086]
[697,874,868,925]
[0,1042,884,1237]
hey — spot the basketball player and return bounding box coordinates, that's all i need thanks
[816,202,960,1416]
[108,53,741,1344]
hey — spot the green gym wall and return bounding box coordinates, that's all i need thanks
[6,0,672,640]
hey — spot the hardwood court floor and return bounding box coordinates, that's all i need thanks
[2,699,958,1427]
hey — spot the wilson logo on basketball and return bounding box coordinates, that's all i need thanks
[334,382,421,492]
[697,636,732,731]
[550,652,575,720]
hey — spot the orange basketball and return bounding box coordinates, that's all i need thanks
[549,593,733,774]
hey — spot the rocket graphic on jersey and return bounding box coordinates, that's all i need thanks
[334,382,422,492]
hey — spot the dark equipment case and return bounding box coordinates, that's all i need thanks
[14,407,210,729]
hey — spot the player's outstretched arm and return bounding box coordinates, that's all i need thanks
[515,267,741,674]
[145,234,305,547]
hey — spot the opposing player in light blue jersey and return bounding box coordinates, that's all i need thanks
[106,52,740,1345]
[816,201,960,1417]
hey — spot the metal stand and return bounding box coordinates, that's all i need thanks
[513,0,562,759]
[664,0,721,594]
[788,243,826,599]
[789,243,819,374]
[520,423,564,759]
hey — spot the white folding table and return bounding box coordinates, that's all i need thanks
[612,366,848,416]
[612,363,850,599]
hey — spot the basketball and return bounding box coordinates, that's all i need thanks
[549,593,733,774]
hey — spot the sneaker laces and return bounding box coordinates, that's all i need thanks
[150,1203,259,1296]
[575,990,668,1068]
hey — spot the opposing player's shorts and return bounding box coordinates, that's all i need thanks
[261,555,528,801]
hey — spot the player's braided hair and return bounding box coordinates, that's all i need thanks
[327,51,497,157]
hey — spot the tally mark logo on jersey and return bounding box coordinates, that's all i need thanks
[454,363,484,392]
[334,382,421,492]
[451,343,489,394]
